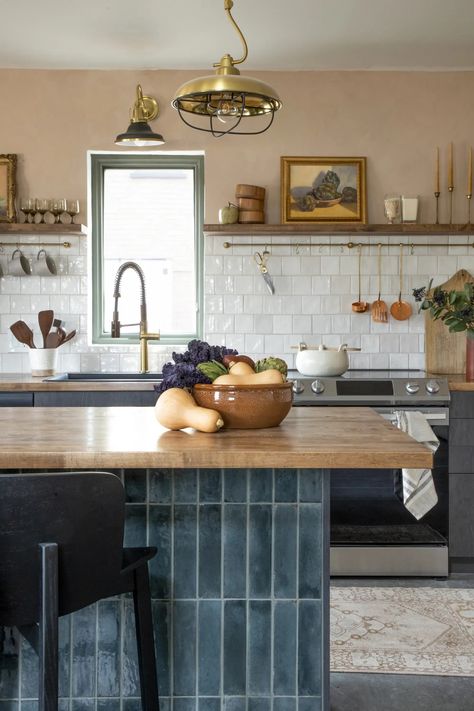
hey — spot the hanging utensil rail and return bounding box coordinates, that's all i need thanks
[223,240,474,250]
[0,241,71,249]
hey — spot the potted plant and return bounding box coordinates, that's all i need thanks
[413,280,474,381]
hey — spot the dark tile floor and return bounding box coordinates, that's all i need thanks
[330,576,474,711]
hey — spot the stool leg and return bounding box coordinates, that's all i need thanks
[133,565,160,711]
[39,543,59,711]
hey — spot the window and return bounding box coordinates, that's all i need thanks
[89,152,204,345]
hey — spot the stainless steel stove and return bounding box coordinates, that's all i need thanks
[290,370,451,577]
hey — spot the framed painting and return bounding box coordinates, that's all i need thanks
[280,156,367,224]
[0,154,17,223]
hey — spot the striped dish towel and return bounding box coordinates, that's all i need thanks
[394,410,439,520]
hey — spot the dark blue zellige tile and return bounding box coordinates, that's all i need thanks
[97,699,122,711]
[152,601,171,696]
[199,698,220,711]
[71,700,95,711]
[224,469,248,502]
[198,601,221,695]
[298,505,322,599]
[158,698,170,711]
[298,601,322,696]
[173,698,196,711]
[248,505,272,598]
[173,602,196,696]
[17,702,37,711]
[223,505,247,598]
[223,698,246,711]
[198,505,222,598]
[149,505,172,599]
[249,469,273,502]
[71,605,96,697]
[173,505,197,599]
[199,469,222,502]
[174,469,198,503]
[275,469,297,502]
[124,470,147,502]
[298,470,322,503]
[223,601,246,695]
[0,626,19,698]
[248,602,271,695]
[149,469,172,503]
[297,698,321,711]
[97,600,121,697]
[124,505,147,548]
[58,614,72,697]
[0,703,19,711]
[273,698,296,711]
[273,601,297,696]
[59,696,70,711]
[274,505,297,599]
[122,700,142,711]
[248,699,271,711]
[121,601,139,697]
[20,633,38,697]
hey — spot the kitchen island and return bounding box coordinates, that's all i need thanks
[0,407,431,711]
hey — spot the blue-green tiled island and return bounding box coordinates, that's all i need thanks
[0,406,432,711]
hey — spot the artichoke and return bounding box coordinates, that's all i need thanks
[255,357,288,378]
[196,360,228,381]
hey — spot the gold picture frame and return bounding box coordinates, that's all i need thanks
[281,156,367,224]
[0,154,17,223]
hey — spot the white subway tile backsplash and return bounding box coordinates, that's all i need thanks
[293,315,312,334]
[273,315,293,334]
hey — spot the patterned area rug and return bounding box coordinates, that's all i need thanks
[330,587,474,676]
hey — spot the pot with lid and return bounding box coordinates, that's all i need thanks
[293,342,361,377]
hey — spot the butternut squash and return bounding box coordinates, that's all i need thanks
[227,360,255,376]
[155,388,224,432]
[222,354,256,370]
[212,368,284,386]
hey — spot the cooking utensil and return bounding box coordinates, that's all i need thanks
[38,309,54,349]
[293,342,361,377]
[390,244,412,321]
[371,243,389,323]
[45,331,63,348]
[61,329,76,345]
[352,244,368,313]
[10,320,36,348]
[254,250,275,295]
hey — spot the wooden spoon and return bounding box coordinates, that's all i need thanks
[352,244,369,313]
[60,329,76,345]
[38,309,54,348]
[10,320,36,348]
[390,244,413,321]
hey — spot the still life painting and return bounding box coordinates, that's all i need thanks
[0,154,17,223]
[281,156,367,224]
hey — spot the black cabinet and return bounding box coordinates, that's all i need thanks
[34,391,157,407]
[0,392,33,406]
[449,392,474,569]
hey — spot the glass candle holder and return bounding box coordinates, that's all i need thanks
[384,195,402,224]
[401,196,419,223]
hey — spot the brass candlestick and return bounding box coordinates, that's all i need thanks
[434,191,440,224]
[448,185,454,224]
[467,194,472,225]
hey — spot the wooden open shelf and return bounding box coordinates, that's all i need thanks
[0,223,87,236]
[204,223,473,237]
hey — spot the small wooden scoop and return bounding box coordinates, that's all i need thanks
[10,320,36,348]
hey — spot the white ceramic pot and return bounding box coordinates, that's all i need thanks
[295,344,350,377]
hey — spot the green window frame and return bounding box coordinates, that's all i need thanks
[89,152,204,346]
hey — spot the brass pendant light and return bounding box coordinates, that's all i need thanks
[172,0,282,137]
[115,85,165,146]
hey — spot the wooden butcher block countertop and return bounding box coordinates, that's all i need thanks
[0,373,158,391]
[0,406,432,470]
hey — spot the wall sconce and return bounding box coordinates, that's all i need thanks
[172,0,281,137]
[115,85,165,146]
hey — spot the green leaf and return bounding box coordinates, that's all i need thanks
[196,360,228,381]
[449,322,467,332]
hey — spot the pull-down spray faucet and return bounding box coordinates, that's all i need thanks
[111,261,160,373]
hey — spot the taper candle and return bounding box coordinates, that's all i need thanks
[435,146,440,193]
[448,141,454,187]
[468,146,472,194]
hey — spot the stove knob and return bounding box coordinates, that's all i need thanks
[405,382,420,394]
[425,379,440,394]
[292,379,305,394]
[311,379,325,394]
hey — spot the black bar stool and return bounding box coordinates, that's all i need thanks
[0,471,159,711]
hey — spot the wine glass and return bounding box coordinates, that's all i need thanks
[35,199,51,224]
[66,200,80,224]
[19,197,35,223]
[50,200,61,224]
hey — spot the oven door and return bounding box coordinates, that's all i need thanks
[330,407,449,577]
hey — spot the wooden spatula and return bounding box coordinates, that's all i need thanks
[10,320,36,348]
[38,309,54,348]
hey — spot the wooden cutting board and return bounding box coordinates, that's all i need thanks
[425,269,474,374]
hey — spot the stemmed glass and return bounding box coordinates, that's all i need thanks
[19,198,36,223]
[35,199,51,224]
[49,200,60,224]
[66,200,80,224]
[57,198,70,224]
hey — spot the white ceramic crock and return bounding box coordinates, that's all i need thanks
[295,343,350,377]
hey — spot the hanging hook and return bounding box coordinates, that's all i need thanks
[410,243,415,255]
[295,243,300,255]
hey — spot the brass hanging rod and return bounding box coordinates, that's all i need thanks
[223,240,474,250]
[0,241,71,249]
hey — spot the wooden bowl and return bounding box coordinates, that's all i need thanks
[193,382,293,429]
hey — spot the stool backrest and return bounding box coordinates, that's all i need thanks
[0,471,126,625]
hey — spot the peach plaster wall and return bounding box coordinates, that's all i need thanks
[1,68,474,224]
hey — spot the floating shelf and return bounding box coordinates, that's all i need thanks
[204,223,474,237]
[0,223,87,236]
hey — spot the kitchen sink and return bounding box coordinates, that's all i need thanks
[44,372,163,382]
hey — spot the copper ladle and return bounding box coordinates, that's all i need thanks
[352,244,369,313]
[390,244,412,321]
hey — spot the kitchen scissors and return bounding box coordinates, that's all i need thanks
[254,250,275,295]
